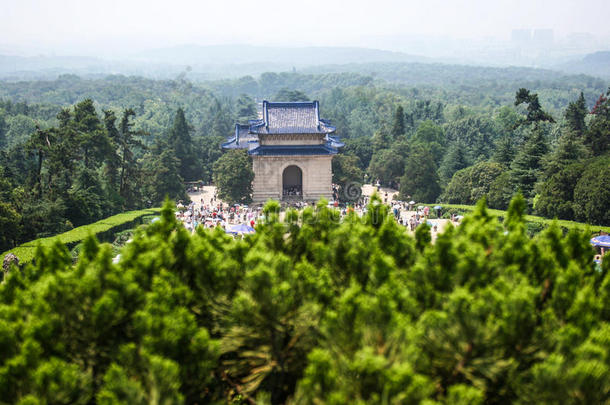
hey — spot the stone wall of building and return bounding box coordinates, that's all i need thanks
[252,155,333,202]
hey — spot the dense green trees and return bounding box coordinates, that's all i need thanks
[342,137,373,169]
[399,144,441,202]
[274,89,309,102]
[114,109,147,209]
[205,98,233,140]
[443,115,498,162]
[509,127,548,202]
[437,88,610,225]
[235,94,257,122]
[0,111,6,149]
[565,92,588,136]
[329,88,544,208]
[514,88,555,127]
[586,89,610,155]
[0,167,21,249]
[1,72,610,250]
[442,161,504,205]
[438,142,469,185]
[534,162,584,220]
[212,150,254,204]
[529,89,610,224]
[21,99,118,228]
[168,108,200,181]
[509,89,554,204]
[1,73,609,405]
[573,155,610,225]
[368,148,404,187]
[1,195,608,403]
[390,105,405,138]
[142,146,187,205]
[3,114,37,149]
[198,135,225,183]
[0,100,196,251]
[332,154,364,202]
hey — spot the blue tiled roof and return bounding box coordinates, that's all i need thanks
[222,100,342,155]
[250,101,336,135]
[222,123,259,149]
[326,135,345,148]
[248,144,338,156]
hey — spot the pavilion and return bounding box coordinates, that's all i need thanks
[222,100,343,202]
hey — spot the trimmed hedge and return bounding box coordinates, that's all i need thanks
[2,208,160,263]
[435,203,610,235]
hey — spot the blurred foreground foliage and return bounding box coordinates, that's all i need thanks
[1,194,609,404]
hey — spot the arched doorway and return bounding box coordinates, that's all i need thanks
[282,165,302,198]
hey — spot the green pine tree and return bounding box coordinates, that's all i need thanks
[585,88,610,155]
[493,135,515,167]
[168,108,200,181]
[565,92,588,136]
[212,149,254,204]
[439,142,470,185]
[510,127,548,202]
[391,105,405,138]
[399,144,441,202]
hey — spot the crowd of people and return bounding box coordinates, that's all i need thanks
[174,187,455,238]
[283,186,302,197]
[175,193,263,234]
[171,186,605,269]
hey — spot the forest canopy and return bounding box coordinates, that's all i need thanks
[0,196,608,404]
[1,65,609,254]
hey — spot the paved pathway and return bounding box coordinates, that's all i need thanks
[187,185,220,207]
[360,184,452,241]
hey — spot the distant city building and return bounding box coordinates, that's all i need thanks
[532,29,554,47]
[222,101,343,202]
[510,28,556,63]
[511,28,554,48]
[511,29,532,45]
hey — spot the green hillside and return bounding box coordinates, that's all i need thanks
[2,208,159,263]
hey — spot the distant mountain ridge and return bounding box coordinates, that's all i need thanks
[0,45,429,80]
[0,44,608,82]
[0,45,431,81]
[582,51,610,63]
[557,51,610,79]
[130,44,430,66]
[0,54,103,72]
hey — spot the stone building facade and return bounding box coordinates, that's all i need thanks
[222,101,343,203]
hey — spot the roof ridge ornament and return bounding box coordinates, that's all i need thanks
[314,100,321,131]
[263,100,269,129]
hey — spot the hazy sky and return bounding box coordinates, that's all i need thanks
[2,0,609,54]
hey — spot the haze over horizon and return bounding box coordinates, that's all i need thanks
[2,0,610,60]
